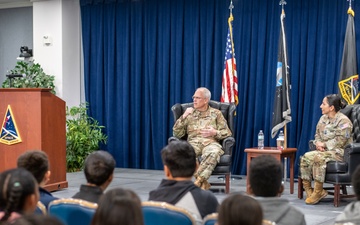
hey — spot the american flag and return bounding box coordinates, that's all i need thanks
[221,13,238,105]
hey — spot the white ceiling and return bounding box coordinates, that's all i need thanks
[0,0,30,3]
[0,0,30,4]
[0,0,32,9]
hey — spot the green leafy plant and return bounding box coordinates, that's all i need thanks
[1,61,56,94]
[66,103,107,172]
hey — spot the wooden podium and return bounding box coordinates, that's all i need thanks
[0,88,68,191]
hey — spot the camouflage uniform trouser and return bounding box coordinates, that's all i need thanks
[300,150,342,182]
[189,141,224,181]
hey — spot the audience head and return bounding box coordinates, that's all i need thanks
[91,188,143,225]
[217,193,263,225]
[12,214,64,225]
[84,150,116,189]
[17,150,50,186]
[324,94,345,113]
[249,155,283,197]
[352,165,360,200]
[161,141,196,178]
[0,168,39,222]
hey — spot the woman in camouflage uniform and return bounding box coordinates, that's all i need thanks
[300,94,353,205]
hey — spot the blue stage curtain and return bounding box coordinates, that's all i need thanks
[80,0,359,176]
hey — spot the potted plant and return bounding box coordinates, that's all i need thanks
[1,61,56,94]
[66,103,107,172]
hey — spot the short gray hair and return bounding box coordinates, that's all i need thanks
[197,87,211,100]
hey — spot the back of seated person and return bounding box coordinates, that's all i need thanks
[0,168,39,223]
[91,188,143,225]
[217,193,263,225]
[336,165,360,223]
[72,150,116,203]
[148,140,219,222]
[249,155,305,225]
[17,150,58,209]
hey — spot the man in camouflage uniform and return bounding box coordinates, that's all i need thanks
[173,87,232,190]
[300,94,353,205]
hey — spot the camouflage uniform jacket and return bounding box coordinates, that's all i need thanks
[173,106,232,146]
[313,111,353,156]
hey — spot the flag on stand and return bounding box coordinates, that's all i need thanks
[221,12,238,105]
[338,7,359,105]
[271,9,292,138]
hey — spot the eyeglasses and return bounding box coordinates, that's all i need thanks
[192,96,204,100]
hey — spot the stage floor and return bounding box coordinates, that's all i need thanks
[52,168,354,225]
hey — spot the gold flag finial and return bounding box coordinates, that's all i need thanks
[347,0,355,16]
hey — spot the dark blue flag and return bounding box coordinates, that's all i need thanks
[338,7,359,105]
[271,10,292,138]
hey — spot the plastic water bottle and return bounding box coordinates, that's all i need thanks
[277,130,284,150]
[258,130,264,149]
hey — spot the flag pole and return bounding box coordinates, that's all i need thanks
[279,0,288,184]
[278,0,289,148]
[228,0,236,105]
[281,0,287,149]
[284,124,288,149]
[279,0,288,149]
[348,0,354,103]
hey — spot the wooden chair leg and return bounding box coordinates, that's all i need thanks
[225,173,230,194]
[334,184,341,207]
[298,177,303,199]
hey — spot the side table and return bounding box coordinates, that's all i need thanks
[245,147,297,194]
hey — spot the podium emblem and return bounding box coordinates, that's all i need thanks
[0,105,22,145]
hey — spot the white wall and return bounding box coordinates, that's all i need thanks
[61,0,82,108]
[0,0,82,108]
[33,0,81,108]
[0,7,33,84]
[33,1,63,94]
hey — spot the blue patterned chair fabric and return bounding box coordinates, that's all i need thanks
[202,213,217,225]
[142,201,196,225]
[35,201,47,215]
[48,198,98,225]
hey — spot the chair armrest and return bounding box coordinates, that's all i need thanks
[168,136,179,144]
[346,143,360,154]
[222,137,235,155]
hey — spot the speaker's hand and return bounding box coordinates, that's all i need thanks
[183,107,194,119]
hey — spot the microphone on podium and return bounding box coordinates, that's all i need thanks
[5,74,24,87]
[6,74,23,78]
